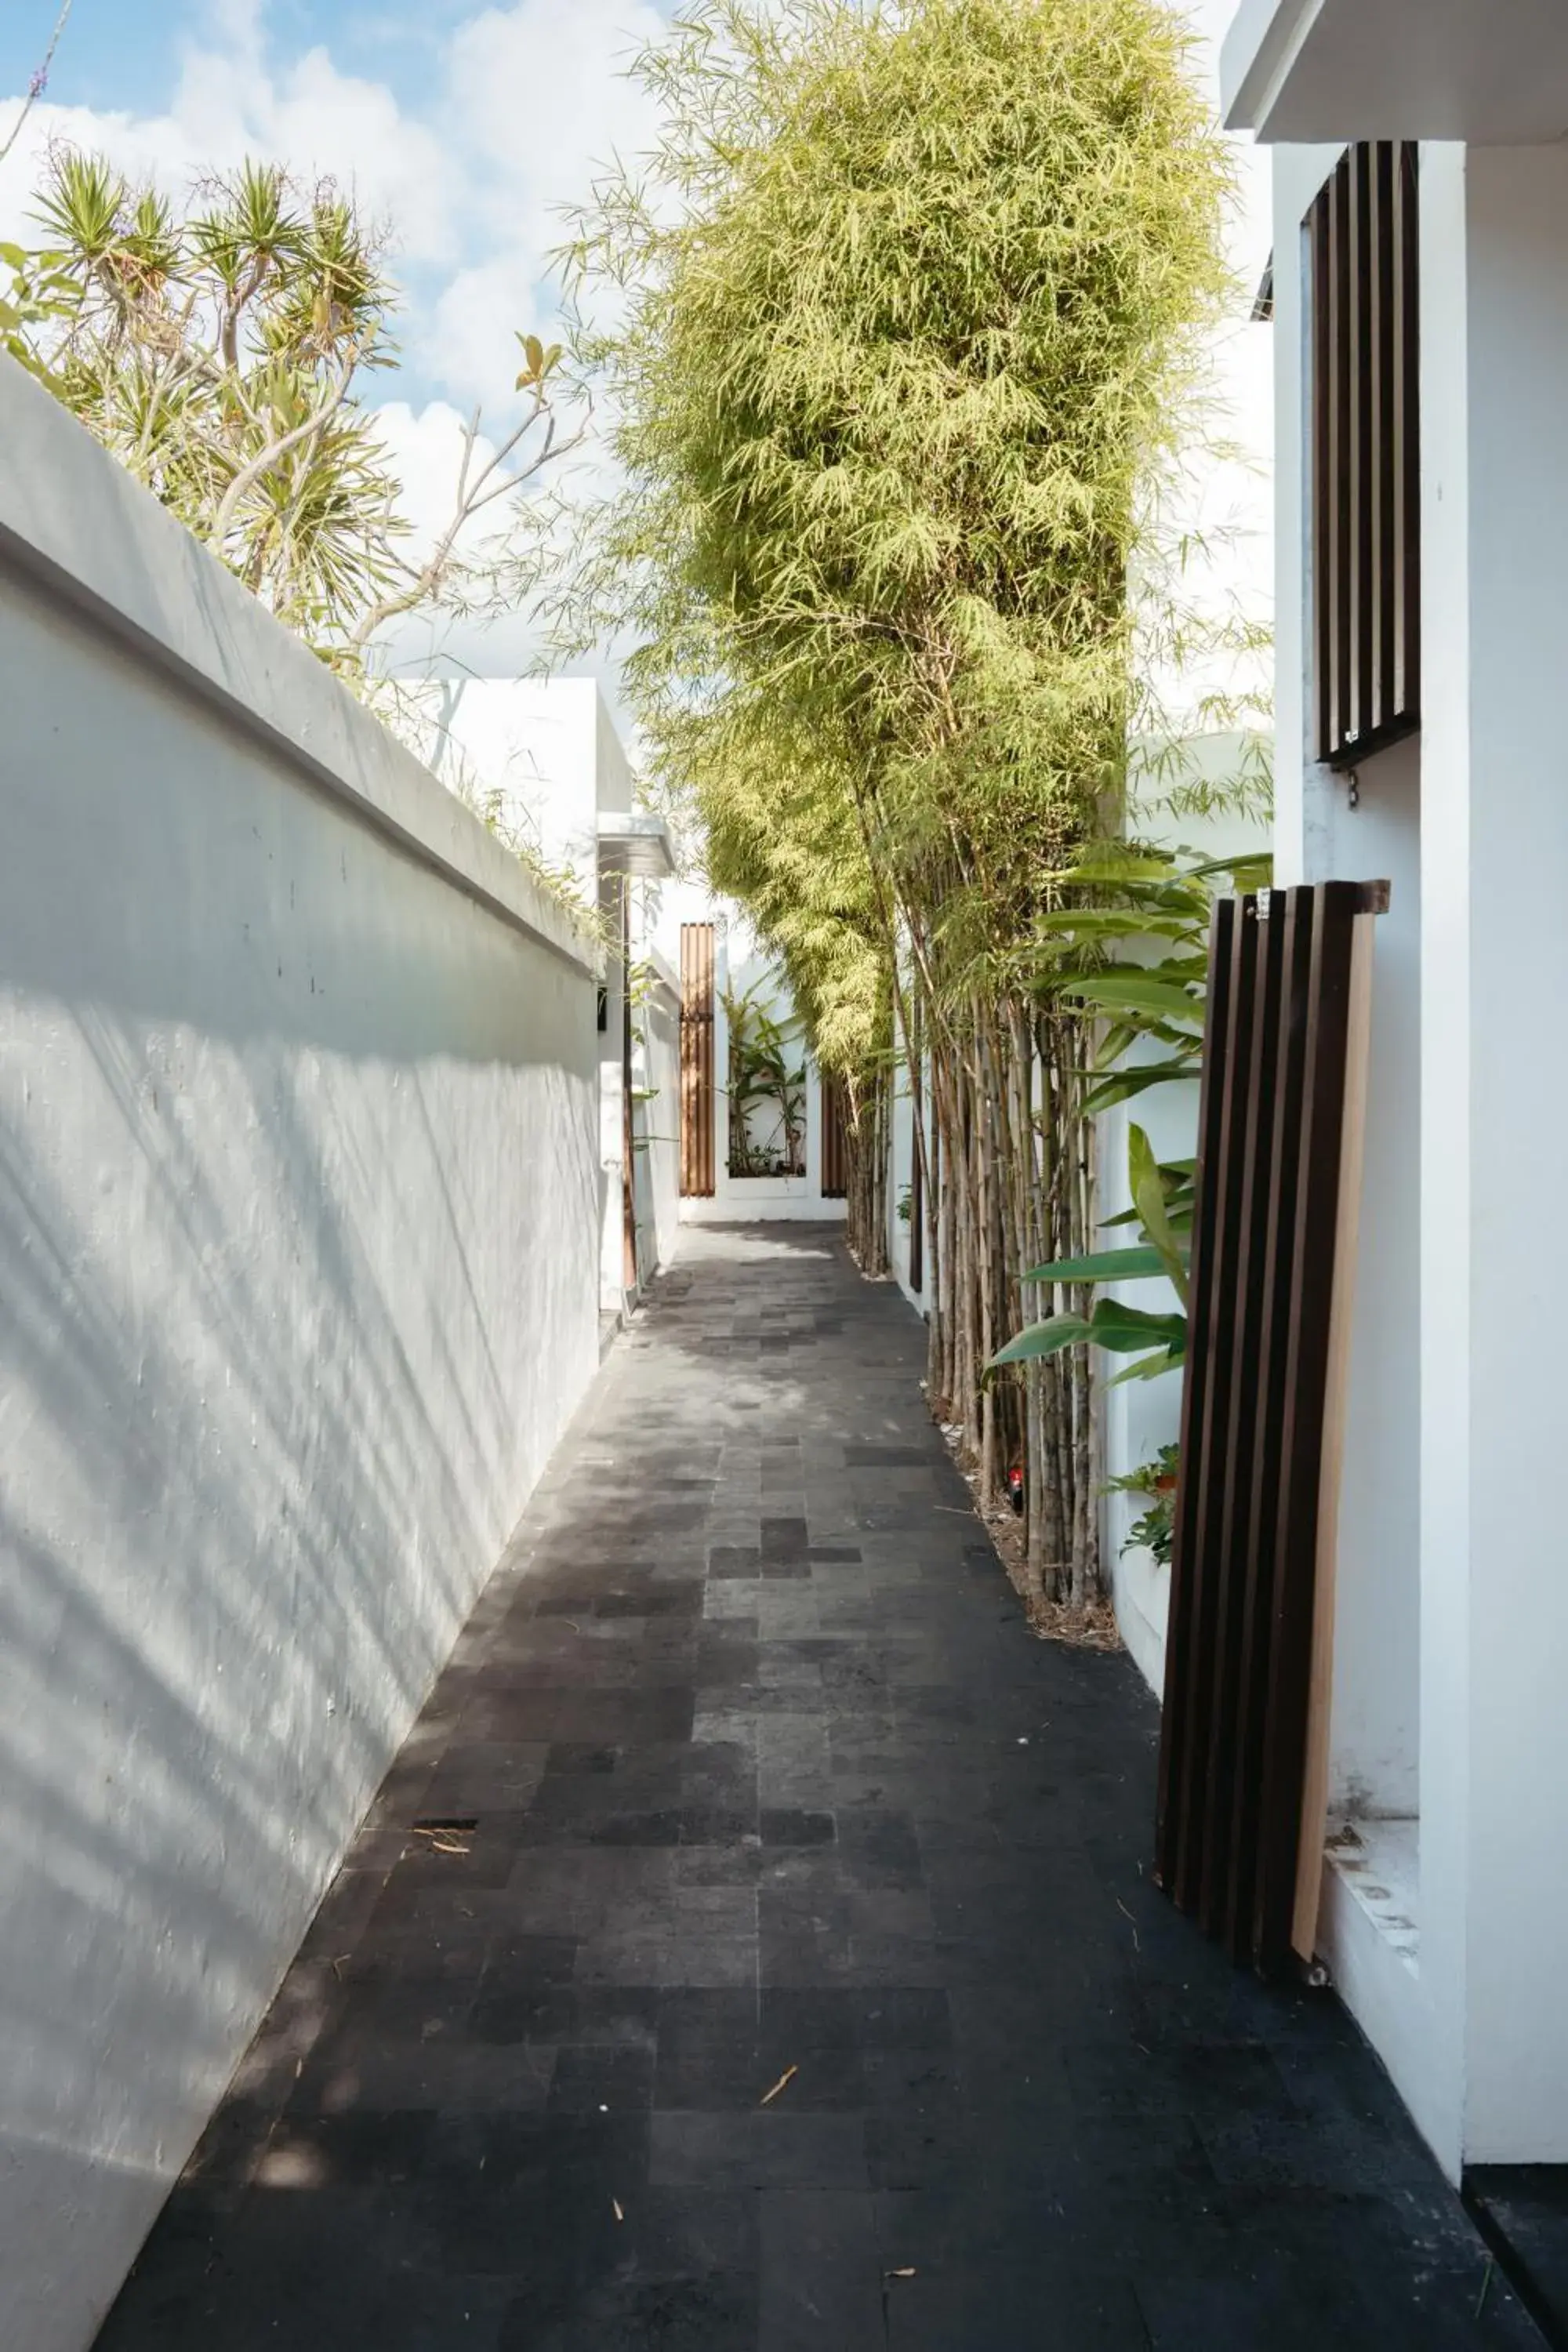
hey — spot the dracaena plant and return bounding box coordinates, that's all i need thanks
[3,148,590,673]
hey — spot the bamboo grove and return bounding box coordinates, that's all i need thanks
[560,0,1241,1610]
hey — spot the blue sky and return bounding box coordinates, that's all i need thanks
[0,0,676,411]
[0,0,680,677]
[2,2,499,123]
[0,0,1269,691]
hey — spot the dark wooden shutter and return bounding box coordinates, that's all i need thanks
[1155,881,1385,1976]
[820,1076,849,1200]
[1310,141,1420,768]
[909,1102,924,1294]
[679,924,715,1198]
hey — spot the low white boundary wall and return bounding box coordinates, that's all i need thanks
[0,360,602,2351]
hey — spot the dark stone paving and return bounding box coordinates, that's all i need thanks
[1469,2172,1568,2347]
[96,1226,1541,2350]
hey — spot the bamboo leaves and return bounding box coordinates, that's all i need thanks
[558,0,1239,1607]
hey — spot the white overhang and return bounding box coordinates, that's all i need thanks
[597,811,676,880]
[1221,0,1568,143]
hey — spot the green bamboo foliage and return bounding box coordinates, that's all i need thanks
[557,0,1239,1608]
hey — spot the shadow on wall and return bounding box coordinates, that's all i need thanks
[0,1000,599,2347]
[0,684,601,2349]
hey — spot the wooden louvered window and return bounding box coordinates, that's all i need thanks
[1309,142,1421,769]
[820,1076,849,1200]
[679,924,715,1197]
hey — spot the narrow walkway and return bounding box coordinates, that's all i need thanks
[98,1228,1537,2350]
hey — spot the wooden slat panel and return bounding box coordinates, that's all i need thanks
[1250,884,1362,1973]
[909,1102,924,1296]
[1310,143,1421,768]
[1156,898,1236,1893]
[1327,154,1352,761]
[1169,900,1258,1915]
[821,1076,848,1199]
[1221,890,1315,1958]
[1396,141,1421,724]
[1290,906,1377,1961]
[1196,895,1287,1941]
[680,923,715,1198]
[1156,881,1386,1975]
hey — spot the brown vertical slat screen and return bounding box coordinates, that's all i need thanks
[909,1106,924,1294]
[679,924,715,1198]
[1310,142,1420,769]
[820,1076,849,1200]
[1155,881,1385,1976]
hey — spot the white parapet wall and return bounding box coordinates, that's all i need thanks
[0,360,603,2350]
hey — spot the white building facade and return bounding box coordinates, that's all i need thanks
[1221,0,1568,2180]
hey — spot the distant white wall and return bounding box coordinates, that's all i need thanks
[887,1041,928,1316]
[0,361,601,2351]
[653,890,847,1225]
[632,940,682,1283]
[418,674,608,896]
[417,677,662,1316]
[1098,744,1272,1695]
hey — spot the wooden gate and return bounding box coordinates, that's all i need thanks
[820,1076,849,1200]
[1155,880,1385,1975]
[679,924,716,1198]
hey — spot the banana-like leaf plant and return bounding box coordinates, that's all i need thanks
[989,1123,1192,1387]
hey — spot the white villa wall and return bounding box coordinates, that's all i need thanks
[1266,136,1439,2165]
[417,677,665,1317]
[1098,750,1272,1696]
[419,674,614,896]
[1270,146,1424,1833]
[0,362,602,2350]
[1420,140,1568,2169]
[887,1047,929,1316]
[632,942,682,1285]
[1265,132,1568,2182]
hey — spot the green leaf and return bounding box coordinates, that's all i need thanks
[988,1297,1188,1376]
[1022,1245,1170,1286]
[1083,1056,1199,1113]
[1033,908,1196,941]
[1104,1346,1185,1388]
[1129,1123,1190,1305]
[986,1314,1097,1370]
[1083,1298,1188,1351]
[1060,974,1203,1024]
[1058,850,1177,887]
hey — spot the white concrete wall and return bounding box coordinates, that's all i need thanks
[1419,140,1568,2169]
[0,360,602,2350]
[887,1043,929,1316]
[1266,132,1568,2182]
[419,674,609,896]
[631,937,682,1287]
[416,677,659,1316]
[1098,751,1272,1695]
[1266,136,1439,2165]
[1269,145,1424,1831]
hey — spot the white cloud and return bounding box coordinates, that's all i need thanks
[0,0,668,406]
[0,0,1274,727]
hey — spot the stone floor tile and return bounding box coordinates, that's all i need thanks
[94,1226,1543,2352]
